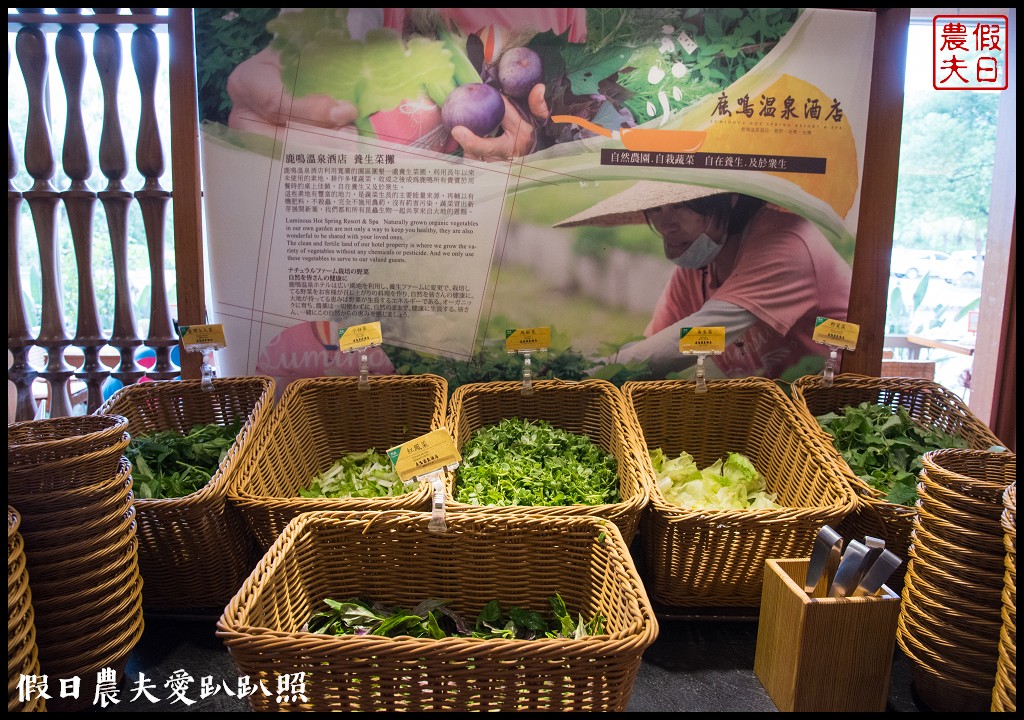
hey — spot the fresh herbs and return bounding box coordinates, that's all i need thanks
[127,422,242,499]
[650,449,780,510]
[455,418,619,507]
[300,449,417,499]
[815,402,968,505]
[307,593,606,640]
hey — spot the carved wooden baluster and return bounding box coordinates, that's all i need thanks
[132,24,178,380]
[8,48,39,421]
[94,23,146,386]
[17,24,74,418]
[57,20,109,412]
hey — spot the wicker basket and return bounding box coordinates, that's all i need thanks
[8,415,129,490]
[993,482,1016,712]
[8,507,44,713]
[217,510,658,712]
[228,375,446,550]
[896,449,1015,712]
[97,376,275,611]
[624,377,858,607]
[9,445,144,713]
[790,374,1003,590]
[444,379,652,546]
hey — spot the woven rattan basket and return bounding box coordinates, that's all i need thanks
[993,482,1016,712]
[97,376,275,611]
[896,449,1015,712]
[444,379,652,546]
[624,377,858,607]
[228,375,446,550]
[8,507,44,713]
[9,445,144,712]
[790,374,1003,589]
[217,510,658,712]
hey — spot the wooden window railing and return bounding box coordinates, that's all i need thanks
[8,8,204,421]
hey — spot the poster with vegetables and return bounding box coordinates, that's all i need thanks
[195,8,875,390]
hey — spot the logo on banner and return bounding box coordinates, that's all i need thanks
[933,15,1009,90]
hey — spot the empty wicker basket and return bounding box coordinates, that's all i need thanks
[790,373,1003,590]
[624,377,858,607]
[444,379,652,546]
[8,507,44,713]
[992,482,1016,712]
[97,376,275,611]
[217,510,658,712]
[227,375,446,550]
[897,448,1015,712]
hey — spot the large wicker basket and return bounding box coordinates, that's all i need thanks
[993,482,1016,712]
[96,376,275,611]
[8,419,144,712]
[444,379,652,545]
[624,377,858,607]
[896,449,1015,712]
[790,374,1003,590]
[8,507,44,713]
[216,510,658,712]
[227,375,446,550]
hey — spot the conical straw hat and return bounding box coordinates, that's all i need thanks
[554,180,733,228]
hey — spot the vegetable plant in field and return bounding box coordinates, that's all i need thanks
[815,402,968,505]
[127,422,242,499]
[306,593,606,640]
[650,448,780,510]
[456,418,618,507]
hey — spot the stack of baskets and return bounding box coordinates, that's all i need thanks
[217,510,658,712]
[8,506,44,713]
[444,379,652,545]
[896,448,1016,712]
[992,481,1016,712]
[8,415,143,712]
[227,375,445,550]
[790,374,1003,590]
[623,377,858,607]
[97,376,275,611]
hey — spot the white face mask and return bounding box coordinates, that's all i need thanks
[668,228,723,269]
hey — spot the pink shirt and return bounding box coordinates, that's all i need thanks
[646,206,852,378]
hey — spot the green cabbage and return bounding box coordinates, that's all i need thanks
[650,449,780,511]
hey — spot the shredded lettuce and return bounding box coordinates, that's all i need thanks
[301,449,418,499]
[650,449,780,510]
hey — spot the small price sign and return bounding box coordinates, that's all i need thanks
[387,428,462,483]
[179,324,227,352]
[679,326,725,354]
[338,321,382,352]
[505,327,551,353]
[813,317,860,351]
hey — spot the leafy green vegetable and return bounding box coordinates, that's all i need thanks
[127,422,243,499]
[650,448,780,510]
[816,403,969,505]
[300,449,417,499]
[455,418,619,507]
[307,593,605,640]
[266,8,463,127]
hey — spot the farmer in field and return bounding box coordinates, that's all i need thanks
[555,181,853,380]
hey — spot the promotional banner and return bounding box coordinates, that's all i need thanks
[195,8,876,391]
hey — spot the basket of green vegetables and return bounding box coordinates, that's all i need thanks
[97,376,275,611]
[444,379,652,545]
[227,375,446,550]
[790,373,1005,591]
[624,377,858,608]
[217,510,658,712]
